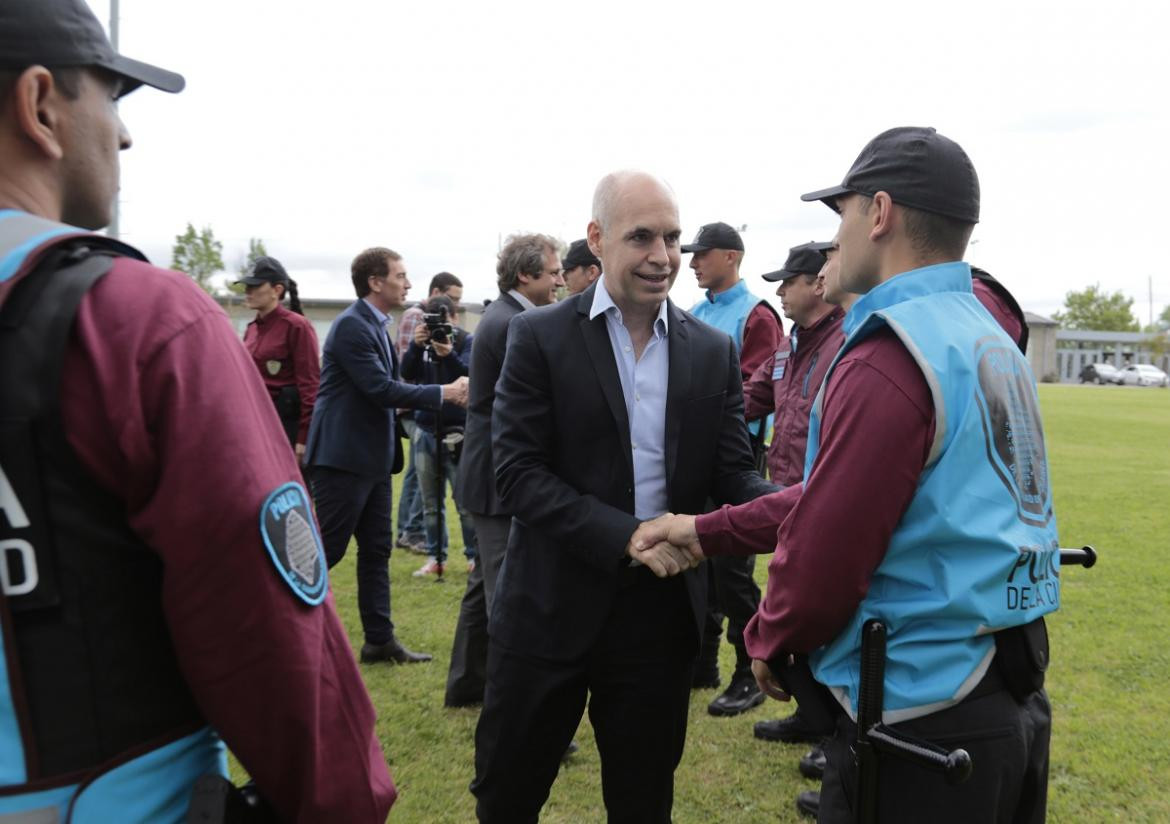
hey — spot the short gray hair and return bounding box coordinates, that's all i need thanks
[497,233,560,292]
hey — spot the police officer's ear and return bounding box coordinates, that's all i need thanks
[868,191,897,243]
[7,66,68,161]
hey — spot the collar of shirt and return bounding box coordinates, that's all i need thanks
[254,303,289,326]
[792,305,844,354]
[704,277,749,305]
[843,261,972,337]
[362,297,391,329]
[507,289,537,312]
[588,276,669,338]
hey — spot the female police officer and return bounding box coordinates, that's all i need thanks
[240,256,320,460]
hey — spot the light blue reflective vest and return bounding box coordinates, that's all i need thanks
[690,279,771,435]
[804,261,1060,723]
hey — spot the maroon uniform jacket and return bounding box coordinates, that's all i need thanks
[744,306,845,485]
[242,303,320,445]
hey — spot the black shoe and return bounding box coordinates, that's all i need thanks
[799,745,826,780]
[795,790,819,819]
[562,740,579,761]
[707,675,766,717]
[360,638,433,664]
[754,708,833,743]
[395,534,428,554]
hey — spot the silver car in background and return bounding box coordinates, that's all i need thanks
[1119,364,1169,387]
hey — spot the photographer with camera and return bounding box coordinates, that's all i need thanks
[395,272,466,553]
[400,294,478,577]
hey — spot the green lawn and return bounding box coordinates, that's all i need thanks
[252,384,1170,822]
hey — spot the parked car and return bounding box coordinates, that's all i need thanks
[1080,362,1122,384]
[1119,364,1169,387]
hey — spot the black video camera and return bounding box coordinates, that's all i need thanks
[422,308,453,346]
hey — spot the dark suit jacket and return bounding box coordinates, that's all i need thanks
[304,299,441,479]
[458,292,525,516]
[489,283,775,661]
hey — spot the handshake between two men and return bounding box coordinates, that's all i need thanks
[625,513,702,577]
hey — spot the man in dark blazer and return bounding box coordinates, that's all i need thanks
[305,246,467,664]
[470,172,775,823]
[445,233,565,706]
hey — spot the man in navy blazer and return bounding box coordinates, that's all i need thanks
[470,172,775,822]
[305,246,468,664]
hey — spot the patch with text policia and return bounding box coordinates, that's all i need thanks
[259,482,328,605]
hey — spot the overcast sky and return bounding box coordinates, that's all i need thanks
[89,0,1169,326]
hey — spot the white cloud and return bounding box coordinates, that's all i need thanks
[91,0,1170,322]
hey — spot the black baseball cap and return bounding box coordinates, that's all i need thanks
[800,127,979,223]
[761,242,831,283]
[681,222,744,253]
[0,0,185,97]
[562,239,601,271]
[238,256,290,286]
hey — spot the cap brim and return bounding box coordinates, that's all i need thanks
[680,244,710,253]
[237,277,267,286]
[106,54,186,95]
[799,184,850,212]
[761,269,804,283]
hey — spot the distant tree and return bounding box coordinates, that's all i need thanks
[1052,284,1139,331]
[1146,305,1170,358]
[171,223,225,295]
[228,237,269,295]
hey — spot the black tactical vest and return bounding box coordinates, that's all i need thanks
[0,239,204,788]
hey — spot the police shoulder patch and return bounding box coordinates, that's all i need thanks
[259,482,328,606]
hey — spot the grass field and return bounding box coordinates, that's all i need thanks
[250,384,1170,822]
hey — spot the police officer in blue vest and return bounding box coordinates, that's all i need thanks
[787,128,1059,821]
[0,1,397,820]
[637,128,1060,822]
[684,222,783,716]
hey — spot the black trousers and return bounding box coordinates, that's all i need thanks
[445,513,512,706]
[699,553,760,675]
[309,466,395,645]
[818,683,1051,824]
[471,571,696,824]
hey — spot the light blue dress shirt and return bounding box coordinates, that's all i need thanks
[589,278,670,520]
